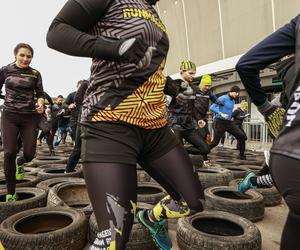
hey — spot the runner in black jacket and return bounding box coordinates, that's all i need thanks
[236,14,300,250]
[47,1,204,249]
[164,61,212,165]
[0,43,44,202]
[65,80,89,173]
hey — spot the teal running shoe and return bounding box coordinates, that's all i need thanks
[237,172,257,193]
[137,209,172,250]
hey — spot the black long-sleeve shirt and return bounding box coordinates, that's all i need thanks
[164,77,197,130]
[236,15,299,106]
[0,63,44,114]
[194,88,219,121]
[47,0,169,129]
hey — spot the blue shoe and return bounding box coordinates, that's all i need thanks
[54,139,61,147]
[237,172,257,193]
[137,209,172,250]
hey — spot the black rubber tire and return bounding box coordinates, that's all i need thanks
[0,175,41,189]
[196,167,233,189]
[237,165,263,175]
[37,165,83,181]
[89,202,159,249]
[36,177,85,192]
[229,179,282,207]
[47,181,92,216]
[137,182,166,205]
[0,207,87,250]
[204,186,265,222]
[210,158,242,167]
[137,169,151,183]
[0,187,47,223]
[36,163,77,170]
[177,210,262,250]
[24,167,39,176]
[33,156,67,167]
[211,151,235,158]
[222,165,250,179]
[238,157,264,166]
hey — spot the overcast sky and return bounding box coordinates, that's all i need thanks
[0,1,91,98]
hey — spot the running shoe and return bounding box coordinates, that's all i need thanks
[54,139,61,147]
[203,160,213,168]
[15,162,25,180]
[6,193,18,202]
[237,172,257,193]
[137,209,172,250]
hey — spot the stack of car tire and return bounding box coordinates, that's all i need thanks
[0,145,281,249]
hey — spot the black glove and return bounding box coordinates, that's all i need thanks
[56,109,65,118]
[94,36,148,64]
[264,106,285,139]
[216,100,224,106]
[176,85,195,104]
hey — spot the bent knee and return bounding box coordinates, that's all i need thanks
[285,196,300,216]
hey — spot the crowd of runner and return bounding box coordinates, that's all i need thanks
[0,0,299,250]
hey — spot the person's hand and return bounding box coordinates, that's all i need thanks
[45,107,51,115]
[95,36,150,65]
[220,113,228,119]
[68,103,76,110]
[265,106,285,138]
[198,120,206,128]
[35,103,44,114]
[137,46,156,69]
[217,100,224,106]
[206,133,212,144]
[180,81,189,89]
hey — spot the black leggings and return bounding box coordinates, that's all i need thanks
[270,154,300,250]
[83,144,204,249]
[37,116,53,151]
[1,111,38,195]
[210,119,247,155]
[172,128,210,160]
[66,124,81,172]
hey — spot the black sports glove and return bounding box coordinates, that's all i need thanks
[56,109,66,118]
[264,106,285,139]
[216,100,224,106]
[94,36,149,65]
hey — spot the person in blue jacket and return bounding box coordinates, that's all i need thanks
[209,86,247,159]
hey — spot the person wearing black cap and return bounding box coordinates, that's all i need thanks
[209,86,247,159]
[165,61,212,163]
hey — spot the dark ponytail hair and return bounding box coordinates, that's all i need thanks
[14,43,34,57]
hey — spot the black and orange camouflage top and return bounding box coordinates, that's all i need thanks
[47,0,169,129]
[0,63,44,114]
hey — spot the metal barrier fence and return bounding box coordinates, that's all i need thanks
[207,120,273,145]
